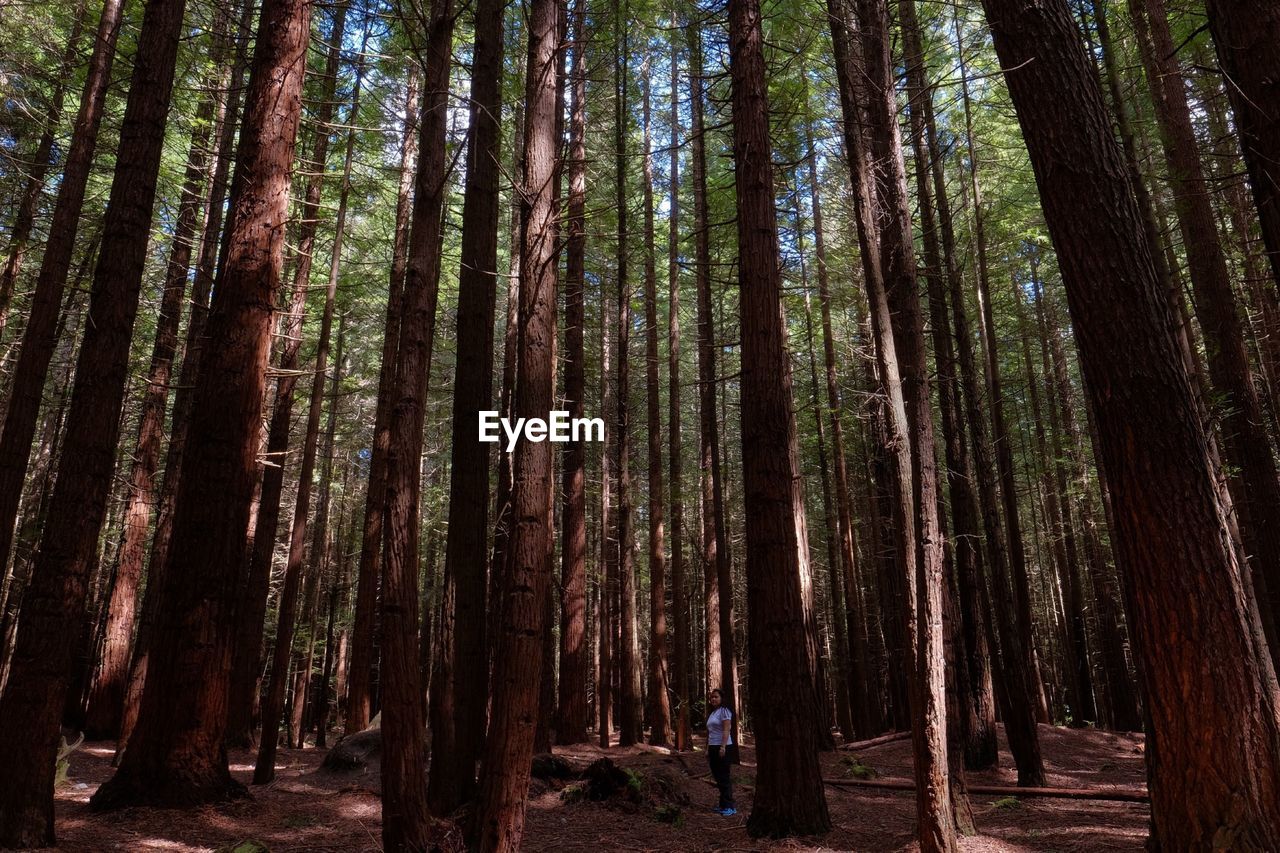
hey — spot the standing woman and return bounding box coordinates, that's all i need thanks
[706,688,737,815]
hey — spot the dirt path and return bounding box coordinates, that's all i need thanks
[48,725,1147,851]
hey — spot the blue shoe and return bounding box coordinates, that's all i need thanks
[719,807,737,817]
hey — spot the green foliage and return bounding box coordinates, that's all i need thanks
[992,796,1023,811]
[560,783,586,804]
[839,755,876,780]
[213,842,270,853]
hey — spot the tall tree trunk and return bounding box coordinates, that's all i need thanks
[81,72,220,740]
[0,0,192,839]
[687,21,736,719]
[956,13,1048,725]
[906,3,998,768]
[428,0,503,805]
[227,0,352,746]
[344,65,420,736]
[666,9,691,752]
[557,0,590,747]
[90,0,313,812]
[855,0,961,844]
[472,0,559,844]
[255,39,367,779]
[727,0,831,836]
[640,49,673,749]
[0,0,89,334]
[115,0,254,753]
[978,0,1280,844]
[613,0,642,747]
[379,0,455,843]
[0,0,124,585]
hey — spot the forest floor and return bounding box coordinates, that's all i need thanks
[49,724,1148,852]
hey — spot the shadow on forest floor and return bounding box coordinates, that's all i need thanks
[49,724,1148,851]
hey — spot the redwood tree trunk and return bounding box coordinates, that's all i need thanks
[344,66,419,736]
[979,0,1280,844]
[557,0,590,747]
[428,0,502,806]
[90,0,313,812]
[378,0,454,843]
[0,0,191,840]
[727,0,831,836]
[472,0,560,844]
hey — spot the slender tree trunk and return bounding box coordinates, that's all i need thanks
[227,0,352,746]
[0,0,192,839]
[557,0,590,747]
[378,0,455,843]
[979,0,1280,843]
[472,0,559,844]
[726,0,831,835]
[666,9,691,752]
[428,0,503,805]
[855,0,961,844]
[904,3,998,769]
[0,0,124,584]
[344,66,419,737]
[313,328,348,749]
[639,50,673,749]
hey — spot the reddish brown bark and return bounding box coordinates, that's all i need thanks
[0,0,124,586]
[979,0,1280,843]
[666,12,691,752]
[344,65,419,736]
[0,0,192,839]
[90,0,313,812]
[557,0,590,747]
[227,0,352,747]
[727,0,831,836]
[428,0,503,805]
[378,0,454,842]
[472,0,559,844]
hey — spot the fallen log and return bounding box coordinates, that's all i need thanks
[837,731,911,752]
[824,777,1147,803]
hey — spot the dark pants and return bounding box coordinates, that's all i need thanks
[708,745,735,809]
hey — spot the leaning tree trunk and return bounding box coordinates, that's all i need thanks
[978,0,1280,844]
[727,0,831,836]
[89,0,313,813]
[472,0,560,845]
[0,0,191,841]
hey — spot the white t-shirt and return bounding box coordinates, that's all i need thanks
[707,706,733,746]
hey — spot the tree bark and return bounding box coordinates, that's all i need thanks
[227,0,352,747]
[344,65,419,736]
[0,0,192,839]
[378,0,454,843]
[978,0,1280,844]
[727,0,832,836]
[428,0,503,806]
[472,0,559,844]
